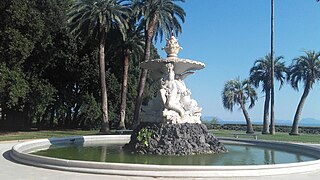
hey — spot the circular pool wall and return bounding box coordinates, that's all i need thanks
[10,135,320,178]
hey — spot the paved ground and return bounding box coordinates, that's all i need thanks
[2,140,320,180]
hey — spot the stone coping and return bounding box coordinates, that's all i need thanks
[140,57,205,75]
[10,135,320,178]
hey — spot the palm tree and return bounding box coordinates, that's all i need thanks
[222,78,257,134]
[68,0,129,134]
[270,0,275,135]
[132,0,186,127]
[250,54,287,134]
[287,50,320,135]
[118,23,145,130]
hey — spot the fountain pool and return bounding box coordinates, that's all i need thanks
[10,135,320,178]
[32,142,316,166]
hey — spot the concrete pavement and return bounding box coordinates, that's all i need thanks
[2,140,320,180]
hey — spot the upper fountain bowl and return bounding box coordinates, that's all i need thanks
[140,35,205,80]
[140,57,205,80]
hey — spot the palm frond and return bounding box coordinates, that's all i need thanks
[135,0,186,43]
[222,77,257,112]
[249,53,286,92]
[67,0,130,41]
[288,50,320,91]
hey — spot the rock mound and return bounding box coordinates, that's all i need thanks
[123,123,228,155]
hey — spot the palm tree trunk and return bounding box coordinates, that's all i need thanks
[72,103,81,127]
[0,104,2,122]
[119,49,130,130]
[240,102,254,134]
[50,107,54,128]
[290,84,310,135]
[262,89,270,134]
[99,28,110,134]
[133,69,148,128]
[133,15,158,128]
[269,0,276,135]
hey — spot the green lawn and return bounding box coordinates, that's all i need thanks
[0,130,99,142]
[210,129,320,144]
[1,129,319,144]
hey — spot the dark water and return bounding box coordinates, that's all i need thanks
[32,143,317,165]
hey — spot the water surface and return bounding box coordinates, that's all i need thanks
[33,143,316,165]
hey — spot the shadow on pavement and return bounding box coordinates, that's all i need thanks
[2,150,19,164]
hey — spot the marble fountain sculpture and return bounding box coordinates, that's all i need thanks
[140,35,204,124]
[124,36,227,155]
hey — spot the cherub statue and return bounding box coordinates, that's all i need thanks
[160,63,184,117]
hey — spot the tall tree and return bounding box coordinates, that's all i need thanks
[118,27,145,130]
[222,78,257,134]
[250,54,287,134]
[132,0,186,127]
[68,0,129,134]
[287,51,320,135]
[270,0,276,134]
[46,30,102,129]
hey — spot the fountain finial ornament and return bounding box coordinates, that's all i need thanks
[162,35,183,57]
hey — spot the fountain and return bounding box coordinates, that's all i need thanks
[9,36,320,178]
[123,35,227,155]
[140,35,204,124]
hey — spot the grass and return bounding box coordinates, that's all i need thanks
[210,129,320,144]
[0,130,99,142]
[0,129,319,144]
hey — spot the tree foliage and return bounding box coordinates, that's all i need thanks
[0,0,159,130]
[222,78,257,112]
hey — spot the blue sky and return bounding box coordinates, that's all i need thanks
[155,0,320,122]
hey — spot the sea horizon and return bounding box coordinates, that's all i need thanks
[202,116,320,127]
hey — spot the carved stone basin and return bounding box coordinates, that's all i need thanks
[140,57,205,80]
